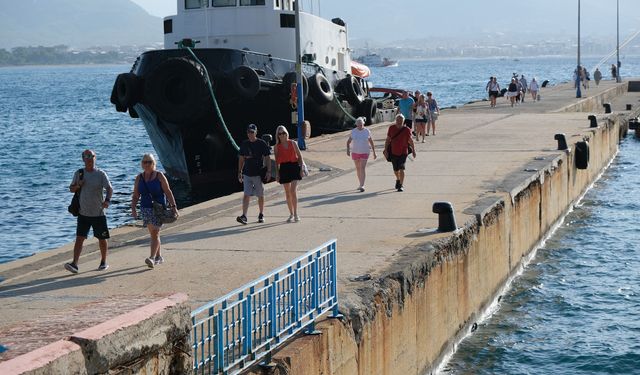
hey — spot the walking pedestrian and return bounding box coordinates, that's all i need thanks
[236,124,271,225]
[64,149,113,274]
[487,77,500,108]
[396,91,415,129]
[594,68,602,86]
[131,153,178,268]
[414,94,429,141]
[383,114,416,192]
[426,92,440,135]
[519,75,528,103]
[274,125,305,222]
[529,77,539,102]
[507,78,518,107]
[346,117,377,192]
[611,64,617,80]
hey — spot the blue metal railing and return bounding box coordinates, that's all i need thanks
[191,239,340,374]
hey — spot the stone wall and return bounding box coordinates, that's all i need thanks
[246,116,624,375]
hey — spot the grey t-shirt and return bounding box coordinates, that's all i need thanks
[71,168,112,217]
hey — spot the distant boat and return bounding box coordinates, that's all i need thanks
[356,53,398,67]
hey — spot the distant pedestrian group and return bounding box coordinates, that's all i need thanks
[488,74,540,107]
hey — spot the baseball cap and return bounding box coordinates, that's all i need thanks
[247,124,257,132]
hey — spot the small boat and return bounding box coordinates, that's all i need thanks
[110,0,378,194]
[355,53,398,68]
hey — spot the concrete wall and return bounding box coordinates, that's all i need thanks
[554,83,628,113]
[0,294,192,375]
[247,116,624,375]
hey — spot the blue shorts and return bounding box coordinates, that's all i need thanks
[76,215,110,239]
[140,207,163,228]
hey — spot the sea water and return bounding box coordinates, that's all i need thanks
[0,56,638,373]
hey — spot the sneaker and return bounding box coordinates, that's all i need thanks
[294,215,300,222]
[258,213,264,223]
[397,185,404,192]
[154,255,164,265]
[64,262,78,274]
[97,261,109,271]
[145,257,155,269]
[236,215,248,225]
[357,187,365,192]
[287,215,294,223]
[395,180,400,189]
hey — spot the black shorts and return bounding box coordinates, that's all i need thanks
[489,90,499,98]
[76,215,110,240]
[278,162,301,184]
[390,153,408,171]
[403,119,413,129]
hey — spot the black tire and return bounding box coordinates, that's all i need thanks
[308,72,334,104]
[282,72,308,100]
[341,75,365,105]
[358,98,377,125]
[115,73,143,108]
[230,65,261,99]
[144,57,210,124]
[575,141,589,169]
[541,80,550,88]
[128,106,139,118]
[499,88,508,97]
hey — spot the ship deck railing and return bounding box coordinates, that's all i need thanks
[191,239,340,374]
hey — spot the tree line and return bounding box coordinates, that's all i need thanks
[0,45,128,66]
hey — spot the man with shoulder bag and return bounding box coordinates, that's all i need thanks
[65,149,113,274]
[383,114,417,192]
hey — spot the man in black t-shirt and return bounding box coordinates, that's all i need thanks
[236,124,271,225]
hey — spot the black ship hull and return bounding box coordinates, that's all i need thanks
[111,48,377,195]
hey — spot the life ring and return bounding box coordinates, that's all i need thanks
[230,65,261,99]
[144,57,210,124]
[340,75,365,105]
[282,72,308,100]
[575,140,589,169]
[308,72,334,104]
[358,98,377,125]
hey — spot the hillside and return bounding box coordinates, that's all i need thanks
[0,0,162,49]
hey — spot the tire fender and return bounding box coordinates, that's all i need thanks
[308,72,334,104]
[230,65,261,99]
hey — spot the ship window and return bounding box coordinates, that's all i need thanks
[212,0,236,6]
[164,19,173,34]
[185,0,205,9]
[280,13,295,28]
[240,0,265,5]
[274,0,280,9]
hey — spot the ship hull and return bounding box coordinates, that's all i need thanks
[112,48,377,195]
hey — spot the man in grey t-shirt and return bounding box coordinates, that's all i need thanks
[64,149,113,274]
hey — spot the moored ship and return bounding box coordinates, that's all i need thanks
[110,0,378,193]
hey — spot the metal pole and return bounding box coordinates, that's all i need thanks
[576,0,582,98]
[294,0,306,150]
[617,0,621,82]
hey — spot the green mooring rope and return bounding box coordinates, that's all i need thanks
[182,45,240,152]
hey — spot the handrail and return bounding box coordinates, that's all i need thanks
[191,239,340,374]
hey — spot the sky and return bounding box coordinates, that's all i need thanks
[130,0,640,42]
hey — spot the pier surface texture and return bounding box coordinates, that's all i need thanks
[1,80,638,374]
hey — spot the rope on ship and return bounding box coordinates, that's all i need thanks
[179,41,240,153]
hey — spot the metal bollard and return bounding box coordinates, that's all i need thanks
[432,202,457,232]
[626,104,633,111]
[554,133,568,150]
[603,103,612,113]
[588,115,598,128]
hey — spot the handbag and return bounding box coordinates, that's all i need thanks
[68,169,84,216]
[141,173,177,224]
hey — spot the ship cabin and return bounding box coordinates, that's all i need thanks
[163,0,351,74]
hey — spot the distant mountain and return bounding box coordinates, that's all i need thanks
[0,0,162,49]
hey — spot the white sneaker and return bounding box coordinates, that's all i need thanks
[145,257,155,269]
[154,255,164,265]
[294,215,300,222]
[287,215,294,223]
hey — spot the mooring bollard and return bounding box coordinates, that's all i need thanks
[554,133,568,150]
[626,104,633,111]
[432,202,457,232]
[603,103,612,113]
[588,115,598,128]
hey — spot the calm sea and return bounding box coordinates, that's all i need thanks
[0,56,638,373]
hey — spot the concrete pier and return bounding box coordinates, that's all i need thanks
[1,80,638,374]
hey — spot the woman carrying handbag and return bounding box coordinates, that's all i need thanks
[131,153,178,268]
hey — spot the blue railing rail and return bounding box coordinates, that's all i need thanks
[191,239,340,374]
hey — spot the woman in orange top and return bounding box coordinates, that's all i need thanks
[274,125,305,222]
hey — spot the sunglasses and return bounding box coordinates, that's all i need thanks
[142,160,153,164]
[277,132,286,135]
[83,154,95,159]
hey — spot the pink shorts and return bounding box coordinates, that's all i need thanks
[351,153,369,160]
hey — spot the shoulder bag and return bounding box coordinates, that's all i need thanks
[68,169,84,216]
[385,128,405,162]
[140,173,177,224]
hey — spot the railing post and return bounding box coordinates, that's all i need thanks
[312,251,320,312]
[216,301,226,372]
[207,307,214,372]
[291,265,299,332]
[330,241,342,318]
[243,288,253,357]
[269,276,277,341]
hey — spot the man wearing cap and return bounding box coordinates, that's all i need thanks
[65,149,113,273]
[236,124,271,224]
